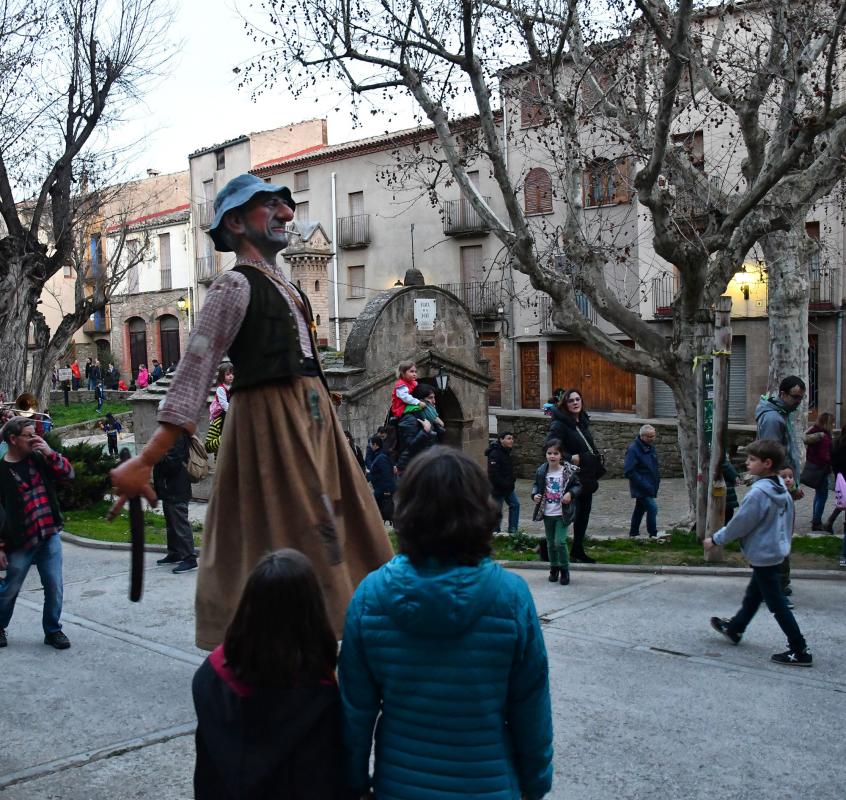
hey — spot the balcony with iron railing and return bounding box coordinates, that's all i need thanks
[197,201,215,229]
[539,290,598,329]
[196,255,221,284]
[437,281,503,317]
[83,305,111,335]
[337,214,371,248]
[442,198,491,237]
[651,265,837,319]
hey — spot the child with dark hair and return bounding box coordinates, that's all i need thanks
[340,446,553,800]
[393,383,445,470]
[101,413,122,457]
[364,426,388,473]
[706,439,812,667]
[531,438,581,585]
[367,435,396,524]
[192,549,346,799]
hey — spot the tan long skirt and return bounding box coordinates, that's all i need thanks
[195,376,393,649]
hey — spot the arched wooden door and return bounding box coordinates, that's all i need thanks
[159,314,181,369]
[127,318,147,379]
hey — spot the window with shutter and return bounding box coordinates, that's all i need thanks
[348,265,365,298]
[524,168,553,214]
[672,131,704,170]
[159,233,172,290]
[520,77,549,128]
[584,158,631,206]
[296,201,309,222]
[294,170,309,191]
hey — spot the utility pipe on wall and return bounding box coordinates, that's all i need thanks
[331,172,341,350]
[836,309,843,429]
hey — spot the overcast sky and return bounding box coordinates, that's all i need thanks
[111,0,422,179]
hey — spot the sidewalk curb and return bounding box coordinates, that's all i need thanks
[499,561,846,581]
[61,531,846,581]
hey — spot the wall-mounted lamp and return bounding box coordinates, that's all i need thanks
[497,303,505,316]
[393,279,403,288]
[435,367,449,392]
[177,296,189,316]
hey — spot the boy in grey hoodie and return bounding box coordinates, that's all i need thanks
[705,439,812,667]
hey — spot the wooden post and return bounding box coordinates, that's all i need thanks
[695,308,712,541]
[705,296,732,560]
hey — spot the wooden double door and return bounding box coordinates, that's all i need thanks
[520,340,635,412]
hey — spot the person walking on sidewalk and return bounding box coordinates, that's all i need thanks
[153,433,197,574]
[801,412,833,530]
[624,425,660,539]
[486,431,520,534]
[756,375,805,601]
[531,439,581,586]
[706,439,812,667]
[0,417,74,649]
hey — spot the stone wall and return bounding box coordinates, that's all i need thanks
[493,410,757,479]
[49,389,132,406]
[54,411,134,439]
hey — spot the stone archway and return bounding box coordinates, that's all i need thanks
[325,284,491,464]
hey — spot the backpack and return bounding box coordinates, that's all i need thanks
[185,435,210,483]
[835,473,846,510]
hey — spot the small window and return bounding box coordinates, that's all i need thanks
[316,314,321,326]
[294,170,309,192]
[348,265,365,298]
[583,158,630,207]
[314,280,320,292]
[524,167,553,214]
[63,264,73,278]
[520,77,549,128]
[296,201,309,222]
[215,149,225,170]
[672,131,704,170]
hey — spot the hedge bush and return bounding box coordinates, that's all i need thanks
[44,433,117,510]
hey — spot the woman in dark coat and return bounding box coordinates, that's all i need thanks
[546,388,603,563]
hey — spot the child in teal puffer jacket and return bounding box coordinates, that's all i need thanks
[339,446,553,800]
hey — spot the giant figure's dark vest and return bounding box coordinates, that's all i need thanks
[228,265,323,393]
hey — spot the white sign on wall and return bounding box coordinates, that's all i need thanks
[414,298,437,331]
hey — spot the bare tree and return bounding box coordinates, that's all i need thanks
[0,0,172,404]
[241,0,846,518]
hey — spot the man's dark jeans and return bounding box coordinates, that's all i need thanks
[163,501,195,561]
[728,563,807,653]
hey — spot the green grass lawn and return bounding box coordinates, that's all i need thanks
[49,401,132,428]
[63,500,202,548]
[62,506,842,570]
[494,529,843,569]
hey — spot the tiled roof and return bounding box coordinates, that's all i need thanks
[107,204,190,233]
[251,114,494,175]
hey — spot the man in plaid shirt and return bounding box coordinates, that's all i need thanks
[0,417,75,649]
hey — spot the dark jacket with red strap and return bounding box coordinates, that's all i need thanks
[192,646,351,800]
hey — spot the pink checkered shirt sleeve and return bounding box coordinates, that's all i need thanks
[157,272,249,431]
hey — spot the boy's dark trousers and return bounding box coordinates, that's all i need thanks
[726,564,807,652]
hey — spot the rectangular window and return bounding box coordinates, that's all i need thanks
[159,233,172,291]
[63,264,73,278]
[348,265,365,298]
[294,170,309,192]
[348,191,364,216]
[126,239,140,294]
[520,77,549,128]
[295,201,309,222]
[672,131,705,170]
[215,149,225,170]
[460,245,484,284]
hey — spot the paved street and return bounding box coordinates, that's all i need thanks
[2,541,844,799]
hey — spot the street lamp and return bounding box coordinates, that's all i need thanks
[177,296,189,316]
[435,367,449,392]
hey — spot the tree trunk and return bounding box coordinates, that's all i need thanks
[671,368,699,528]
[0,255,33,405]
[762,226,809,462]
